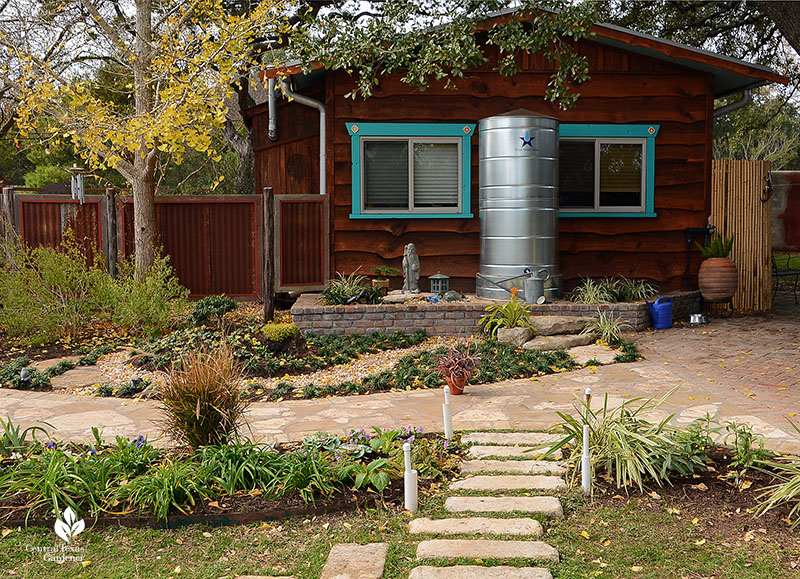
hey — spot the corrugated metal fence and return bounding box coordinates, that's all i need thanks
[711,159,772,312]
[1,187,264,298]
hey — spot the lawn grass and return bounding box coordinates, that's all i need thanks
[2,492,795,578]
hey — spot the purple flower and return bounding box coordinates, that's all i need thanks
[45,442,57,450]
[89,448,96,456]
[134,435,146,449]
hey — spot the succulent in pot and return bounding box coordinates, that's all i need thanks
[370,265,402,294]
[435,341,481,395]
[696,234,737,303]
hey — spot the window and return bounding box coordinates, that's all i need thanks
[348,123,475,219]
[558,125,659,218]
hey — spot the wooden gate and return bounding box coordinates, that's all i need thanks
[274,194,329,292]
[711,159,772,312]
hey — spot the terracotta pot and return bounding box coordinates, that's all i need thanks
[445,375,469,395]
[372,278,390,295]
[698,257,738,302]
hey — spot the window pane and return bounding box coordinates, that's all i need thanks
[364,141,409,209]
[599,143,642,207]
[558,141,594,208]
[413,142,459,208]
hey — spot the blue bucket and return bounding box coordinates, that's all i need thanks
[646,297,673,329]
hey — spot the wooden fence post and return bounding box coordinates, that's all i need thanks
[263,186,275,321]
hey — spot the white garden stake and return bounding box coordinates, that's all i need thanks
[403,442,418,512]
[442,386,454,440]
[582,388,592,496]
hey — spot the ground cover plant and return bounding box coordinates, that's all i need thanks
[0,418,463,528]
[321,271,384,305]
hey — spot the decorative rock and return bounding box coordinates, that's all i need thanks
[461,432,561,446]
[450,475,566,492]
[50,366,105,390]
[522,333,594,352]
[459,460,566,476]
[416,539,559,563]
[443,290,463,302]
[408,517,543,537]
[497,327,535,347]
[320,543,388,579]
[569,344,619,366]
[444,496,564,518]
[468,446,547,459]
[530,315,594,336]
[383,291,435,304]
[409,566,552,579]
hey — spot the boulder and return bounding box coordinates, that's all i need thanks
[530,315,595,336]
[522,333,594,352]
[497,327,534,347]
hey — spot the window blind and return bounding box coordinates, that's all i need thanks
[599,143,642,207]
[413,143,459,207]
[364,141,409,209]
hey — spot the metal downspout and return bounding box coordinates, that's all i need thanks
[279,78,326,195]
[714,89,752,117]
[267,78,278,141]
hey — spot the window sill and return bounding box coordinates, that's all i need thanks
[349,212,474,219]
[559,211,658,218]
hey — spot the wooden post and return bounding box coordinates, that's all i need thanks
[105,188,118,276]
[263,186,275,321]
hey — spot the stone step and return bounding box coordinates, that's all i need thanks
[409,566,553,579]
[461,432,561,446]
[522,333,594,352]
[530,315,594,336]
[416,539,559,563]
[445,496,563,518]
[408,517,543,537]
[319,543,387,579]
[569,344,618,366]
[459,460,566,476]
[468,446,551,460]
[450,475,566,492]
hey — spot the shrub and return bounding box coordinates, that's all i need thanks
[261,322,301,342]
[571,277,658,304]
[0,357,50,389]
[0,235,107,344]
[478,288,534,339]
[44,360,75,378]
[96,253,188,336]
[158,344,250,447]
[696,234,734,259]
[320,271,383,305]
[190,295,237,326]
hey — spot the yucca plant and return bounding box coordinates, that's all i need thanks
[320,271,384,305]
[158,344,250,447]
[581,310,632,346]
[542,387,681,492]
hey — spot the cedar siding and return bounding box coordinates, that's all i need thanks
[253,38,715,293]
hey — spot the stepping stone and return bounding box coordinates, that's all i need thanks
[522,333,594,352]
[408,517,543,537]
[568,344,618,366]
[50,365,106,390]
[530,315,594,336]
[468,446,550,459]
[319,543,388,579]
[450,475,566,492]
[459,460,566,476]
[409,566,552,579]
[416,539,559,563]
[461,432,561,446]
[445,496,563,518]
[237,576,294,579]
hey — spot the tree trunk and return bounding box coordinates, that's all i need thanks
[222,119,254,194]
[132,0,157,277]
[753,1,800,56]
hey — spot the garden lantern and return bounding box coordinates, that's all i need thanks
[429,272,450,294]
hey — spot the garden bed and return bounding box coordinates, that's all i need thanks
[291,291,702,334]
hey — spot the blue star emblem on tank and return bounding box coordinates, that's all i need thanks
[520,131,534,148]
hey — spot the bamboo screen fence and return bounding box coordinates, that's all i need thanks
[710,159,772,312]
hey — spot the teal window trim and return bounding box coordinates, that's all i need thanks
[347,122,476,219]
[558,124,659,218]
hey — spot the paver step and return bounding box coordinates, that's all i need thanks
[468,446,550,459]
[445,496,564,518]
[416,539,559,563]
[409,566,552,578]
[461,432,561,446]
[450,475,566,492]
[459,459,566,476]
[408,517,543,537]
[319,542,387,579]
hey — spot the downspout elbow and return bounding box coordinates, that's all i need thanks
[267,78,278,141]
[714,89,752,118]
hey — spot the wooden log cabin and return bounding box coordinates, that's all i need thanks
[246,17,786,296]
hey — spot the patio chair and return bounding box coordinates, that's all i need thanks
[772,253,800,304]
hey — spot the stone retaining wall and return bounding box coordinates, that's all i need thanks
[291,291,702,335]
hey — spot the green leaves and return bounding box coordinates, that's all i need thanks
[478,291,535,339]
[696,235,734,259]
